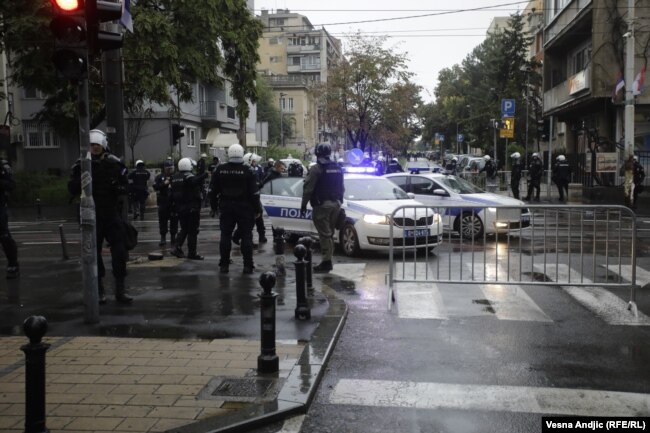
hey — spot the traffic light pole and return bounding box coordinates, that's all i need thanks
[78,77,100,324]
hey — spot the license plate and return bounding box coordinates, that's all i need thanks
[521,216,530,223]
[405,229,430,237]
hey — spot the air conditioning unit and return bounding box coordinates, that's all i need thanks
[219,103,226,108]
[12,133,23,143]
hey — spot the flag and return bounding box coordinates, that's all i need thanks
[633,64,646,96]
[612,71,625,103]
[120,0,133,33]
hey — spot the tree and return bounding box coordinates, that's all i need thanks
[319,32,420,152]
[0,0,261,138]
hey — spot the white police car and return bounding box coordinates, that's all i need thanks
[260,174,443,257]
[385,172,531,240]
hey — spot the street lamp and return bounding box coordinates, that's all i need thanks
[279,92,286,147]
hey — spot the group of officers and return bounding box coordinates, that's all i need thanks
[68,130,342,304]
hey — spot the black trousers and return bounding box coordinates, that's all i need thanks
[510,178,520,199]
[0,205,17,267]
[96,214,127,281]
[176,210,200,255]
[157,203,178,236]
[220,202,255,267]
[526,179,541,200]
[556,180,569,200]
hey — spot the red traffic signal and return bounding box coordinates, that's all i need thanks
[50,0,88,80]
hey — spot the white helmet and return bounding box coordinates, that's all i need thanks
[511,152,520,159]
[250,153,262,164]
[228,144,244,162]
[532,152,539,158]
[242,152,252,165]
[557,155,566,161]
[89,129,108,149]
[178,157,192,172]
[201,153,207,158]
[484,155,491,161]
[452,157,458,162]
[135,160,144,167]
[633,155,639,162]
[378,156,385,162]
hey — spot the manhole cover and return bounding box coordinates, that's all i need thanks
[198,376,281,402]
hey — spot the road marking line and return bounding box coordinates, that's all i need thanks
[278,415,305,433]
[395,283,448,319]
[603,264,650,288]
[329,263,366,283]
[329,379,650,416]
[536,264,650,326]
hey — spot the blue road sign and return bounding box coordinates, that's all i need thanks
[439,134,445,142]
[501,99,515,117]
[457,134,464,142]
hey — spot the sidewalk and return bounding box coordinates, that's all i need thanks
[0,211,347,433]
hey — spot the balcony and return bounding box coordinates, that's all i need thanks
[200,101,233,124]
[287,44,320,54]
[543,67,591,113]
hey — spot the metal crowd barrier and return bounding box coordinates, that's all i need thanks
[387,204,639,314]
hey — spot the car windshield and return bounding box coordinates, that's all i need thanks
[345,178,409,200]
[438,176,484,194]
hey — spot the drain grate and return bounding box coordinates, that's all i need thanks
[198,376,281,402]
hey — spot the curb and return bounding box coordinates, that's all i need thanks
[164,284,348,433]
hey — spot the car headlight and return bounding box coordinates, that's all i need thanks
[433,213,442,224]
[363,214,389,225]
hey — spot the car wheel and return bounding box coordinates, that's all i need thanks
[455,212,484,240]
[339,223,360,257]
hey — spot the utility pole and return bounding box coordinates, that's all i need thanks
[103,24,125,159]
[624,0,635,160]
[279,93,286,147]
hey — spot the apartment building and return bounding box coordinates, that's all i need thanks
[542,0,650,187]
[257,9,342,153]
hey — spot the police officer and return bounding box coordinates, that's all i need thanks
[301,143,344,273]
[170,158,206,260]
[633,156,646,208]
[444,157,458,175]
[553,155,571,202]
[481,155,496,179]
[524,152,543,202]
[510,152,523,199]
[69,129,132,304]
[260,160,285,186]
[288,161,304,177]
[208,156,220,174]
[211,143,262,274]
[128,160,150,221]
[386,158,404,174]
[153,159,178,246]
[207,156,220,217]
[0,158,18,279]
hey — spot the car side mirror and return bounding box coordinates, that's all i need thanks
[407,192,415,199]
[433,189,448,197]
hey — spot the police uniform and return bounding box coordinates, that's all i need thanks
[153,164,178,246]
[633,159,646,207]
[525,157,543,201]
[0,160,18,279]
[170,165,206,260]
[301,153,344,273]
[510,160,523,199]
[211,160,261,273]
[69,152,131,303]
[552,158,571,202]
[128,164,151,220]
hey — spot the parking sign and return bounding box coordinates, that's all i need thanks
[501,99,515,117]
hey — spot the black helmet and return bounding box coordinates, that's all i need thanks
[315,143,332,157]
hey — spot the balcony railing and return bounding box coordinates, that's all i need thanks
[544,66,591,112]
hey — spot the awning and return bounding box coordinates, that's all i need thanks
[202,129,266,148]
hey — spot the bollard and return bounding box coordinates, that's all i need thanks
[272,227,286,277]
[293,244,311,320]
[257,272,279,374]
[21,316,50,433]
[299,237,313,290]
[35,198,42,220]
[58,224,69,260]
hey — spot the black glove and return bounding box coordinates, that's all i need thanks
[300,205,307,215]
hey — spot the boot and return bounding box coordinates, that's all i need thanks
[6,264,19,280]
[159,234,166,247]
[115,278,133,304]
[170,233,177,245]
[98,279,107,305]
[170,247,185,258]
[313,260,333,273]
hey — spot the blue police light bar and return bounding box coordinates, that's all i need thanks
[344,166,377,174]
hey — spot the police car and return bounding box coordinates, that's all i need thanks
[385,172,531,240]
[259,174,443,257]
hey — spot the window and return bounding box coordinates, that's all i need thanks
[23,121,60,149]
[411,177,435,195]
[280,97,294,112]
[23,88,45,99]
[269,56,282,63]
[290,56,301,65]
[270,36,281,45]
[570,44,591,75]
[270,18,285,26]
[188,129,196,147]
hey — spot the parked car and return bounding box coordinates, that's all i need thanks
[259,174,444,257]
[384,172,530,240]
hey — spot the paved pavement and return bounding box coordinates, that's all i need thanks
[0,209,347,433]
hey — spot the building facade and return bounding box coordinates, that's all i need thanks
[257,9,342,154]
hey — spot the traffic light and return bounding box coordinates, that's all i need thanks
[172,124,184,145]
[87,0,124,55]
[50,0,88,80]
[537,119,550,140]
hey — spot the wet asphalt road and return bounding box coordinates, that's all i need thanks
[246,221,650,433]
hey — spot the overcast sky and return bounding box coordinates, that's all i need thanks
[254,0,528,102]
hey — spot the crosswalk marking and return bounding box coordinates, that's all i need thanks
[536,264,650,326]
[328,263,366,283]
[395,283,448,319]
[604,264,650,288]
[329,379,650,416]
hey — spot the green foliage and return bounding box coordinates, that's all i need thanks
[12,172,69,206]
